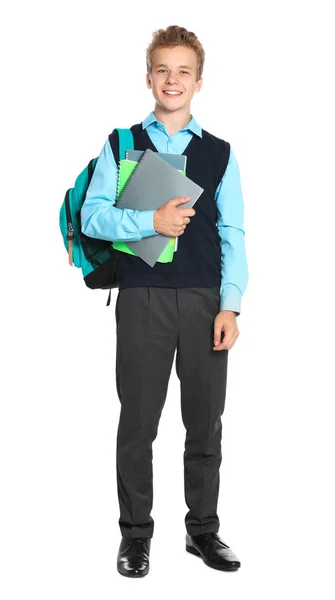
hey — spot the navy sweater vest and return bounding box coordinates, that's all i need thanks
[109,123,230,290]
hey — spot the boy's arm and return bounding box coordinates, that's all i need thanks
[81,139,159,242]
[216,146,249,317]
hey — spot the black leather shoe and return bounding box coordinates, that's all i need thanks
[117,536,151,577]
[186,532,241,571]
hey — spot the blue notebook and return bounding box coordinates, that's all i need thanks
[126,149,187,171]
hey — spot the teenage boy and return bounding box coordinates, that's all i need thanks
[81,25,249,577]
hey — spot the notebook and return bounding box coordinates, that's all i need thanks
[124,151,187,254]
[114,149,204,268]
[113,152,187,260]
[126,150,187,171]
[114,159,177,262]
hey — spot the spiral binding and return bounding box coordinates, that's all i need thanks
[115,156,122,206]
[115,149,148,207]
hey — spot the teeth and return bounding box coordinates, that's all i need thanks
[164,91,181,95]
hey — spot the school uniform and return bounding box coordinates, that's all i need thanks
[81,112,248,539]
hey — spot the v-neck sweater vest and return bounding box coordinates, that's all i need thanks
[109,122,231,290]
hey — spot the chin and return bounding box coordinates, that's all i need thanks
[160,95,187,107]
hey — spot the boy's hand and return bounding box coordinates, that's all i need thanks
[154,196,195,237]
[213,311,239,351]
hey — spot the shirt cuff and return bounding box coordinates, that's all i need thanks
[220,284,242,316]
[137,210,159,237]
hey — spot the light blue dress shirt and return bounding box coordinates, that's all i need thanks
[81,111,248,315]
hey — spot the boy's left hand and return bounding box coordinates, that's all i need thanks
[213,310,239,351]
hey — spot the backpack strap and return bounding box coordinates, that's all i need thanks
[105,127,134,307]
[113,128,134,161]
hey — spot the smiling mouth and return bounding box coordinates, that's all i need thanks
[163,91,183,96]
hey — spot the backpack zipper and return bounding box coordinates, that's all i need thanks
[65,189,74,265]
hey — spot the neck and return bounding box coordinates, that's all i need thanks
[153,105,192,137]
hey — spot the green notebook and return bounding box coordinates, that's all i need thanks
[112,158,186,263]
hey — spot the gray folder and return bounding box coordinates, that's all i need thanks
[125,150,186,254]
[126,149,187,171]
[115,148,204,267]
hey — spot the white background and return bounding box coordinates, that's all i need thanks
[1,0,335,598]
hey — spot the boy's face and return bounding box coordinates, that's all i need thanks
[146,45,202,113]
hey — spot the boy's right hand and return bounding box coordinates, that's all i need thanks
[153,196,196,236]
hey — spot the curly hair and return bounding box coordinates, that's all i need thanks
[146,25,205,82]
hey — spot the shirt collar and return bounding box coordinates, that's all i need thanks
[142,111,202,138]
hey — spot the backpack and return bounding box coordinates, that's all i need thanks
[59,128,134,307]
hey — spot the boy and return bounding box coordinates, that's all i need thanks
[81,25,248,577]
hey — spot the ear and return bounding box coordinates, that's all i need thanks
[146,73,152,89]
[195,77,203,93]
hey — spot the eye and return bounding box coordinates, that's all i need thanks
[157,69,189,74]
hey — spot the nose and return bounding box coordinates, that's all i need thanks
[165,72,180,85]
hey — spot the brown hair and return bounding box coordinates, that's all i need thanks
[146,25,205,82]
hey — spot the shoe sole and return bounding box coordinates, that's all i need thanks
[117,567,149,578]
[186,544,240,571]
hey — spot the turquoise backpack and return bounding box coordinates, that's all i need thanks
[59,128,134,306]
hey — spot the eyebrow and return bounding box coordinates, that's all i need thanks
[156,63,192,70]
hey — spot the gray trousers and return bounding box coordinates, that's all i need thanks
[114,286,229,538]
